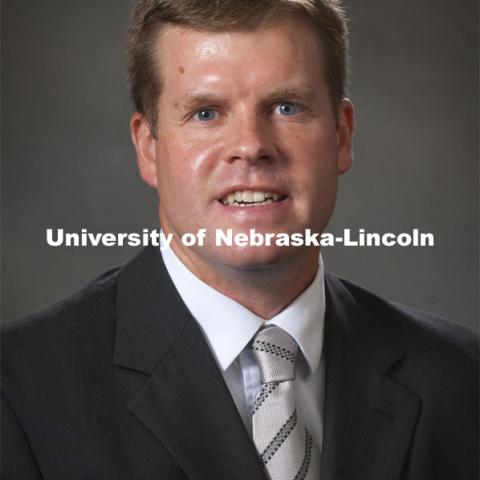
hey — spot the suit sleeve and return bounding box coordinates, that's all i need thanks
[1,392,43,479]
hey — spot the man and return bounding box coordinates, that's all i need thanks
[2,0,478,479]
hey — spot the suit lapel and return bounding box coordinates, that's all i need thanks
[320,274,422,480]
[113,247,265,480]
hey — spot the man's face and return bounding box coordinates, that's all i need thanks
[132,17,354,277]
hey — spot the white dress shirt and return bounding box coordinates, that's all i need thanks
[161,247,326,452]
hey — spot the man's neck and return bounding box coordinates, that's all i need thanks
[169,241,320,320]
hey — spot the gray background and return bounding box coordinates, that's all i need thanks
[2,0,478,330]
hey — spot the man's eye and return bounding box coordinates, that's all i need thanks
[193,109,217,121]
[274,103,302,116]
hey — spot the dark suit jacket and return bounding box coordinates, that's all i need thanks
[2,246,478,479]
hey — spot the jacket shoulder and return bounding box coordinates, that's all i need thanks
[1,266,121,388]
[328,273,478,370]
[3,266,120,336]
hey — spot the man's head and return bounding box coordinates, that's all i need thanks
[127,0,349,135]
[129,0,354,289]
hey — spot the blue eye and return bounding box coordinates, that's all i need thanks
[274,103,302,116]
[193,109,217,121]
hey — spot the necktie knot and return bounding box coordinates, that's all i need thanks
[251,326,298,383]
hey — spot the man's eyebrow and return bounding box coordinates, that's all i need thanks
[264,87,317,104]
[175,94,224,112]
[174,87,317,112]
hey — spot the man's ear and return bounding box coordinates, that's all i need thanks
[336,99,355,175]
[130,112,158,188]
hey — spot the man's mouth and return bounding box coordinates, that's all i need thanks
[220,190,287,207]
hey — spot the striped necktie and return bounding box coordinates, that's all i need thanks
[251,326,320,480]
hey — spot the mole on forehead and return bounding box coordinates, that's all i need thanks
[179,66,185,74]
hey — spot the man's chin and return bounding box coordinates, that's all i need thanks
[209,244,299,273]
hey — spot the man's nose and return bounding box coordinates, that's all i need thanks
[223,112,276,165]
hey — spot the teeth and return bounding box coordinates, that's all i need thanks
[243,191,253,202]
[253,191,265,202]
[221,190,284,206]
[231,198,274,207]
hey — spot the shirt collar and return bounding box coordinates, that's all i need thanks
[161,246,325,375]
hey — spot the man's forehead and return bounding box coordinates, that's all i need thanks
[159,25,233,61]
[156,16,324,65]
[151,17,330,114]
